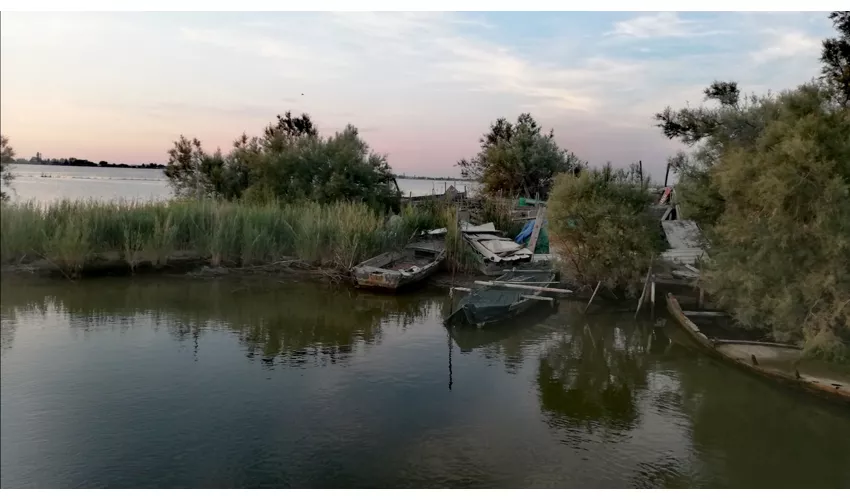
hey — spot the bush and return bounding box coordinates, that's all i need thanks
[547,168,662,296]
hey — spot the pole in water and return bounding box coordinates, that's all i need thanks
[584,281,602,314]
[650,279,656,319]
[447,328,453,391]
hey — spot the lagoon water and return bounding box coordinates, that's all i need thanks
[4,164,479,203]
[1,165,849,488]
[1,276,849,488]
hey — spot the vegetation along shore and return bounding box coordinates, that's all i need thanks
[1,12,848,362]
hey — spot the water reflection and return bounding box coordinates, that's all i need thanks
[1,276,438,366]
[448,303,557,374]
[2,277,849,488]
[537,313,652,435]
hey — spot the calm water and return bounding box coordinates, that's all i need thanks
[2,277,849,488]
[5,164,478,203]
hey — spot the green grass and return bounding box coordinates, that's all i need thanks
[0,199,461,276]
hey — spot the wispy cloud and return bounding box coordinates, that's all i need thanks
[750,31,822,64]
[607,12,725,39]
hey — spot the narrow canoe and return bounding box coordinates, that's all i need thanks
[665,293,850,405]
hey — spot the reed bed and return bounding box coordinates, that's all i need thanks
[0,199,457,277]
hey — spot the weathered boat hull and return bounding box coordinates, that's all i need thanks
[351,240,446,292]
[665,293,850,405]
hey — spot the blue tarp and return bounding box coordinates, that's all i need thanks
[515,219,535,244]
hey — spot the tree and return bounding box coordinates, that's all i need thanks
[1,135,15,201]
[164,112,401,211]
[457,113,585,198]
[821,11,850,106]
[653,81,784,225]
[704,84,850,359]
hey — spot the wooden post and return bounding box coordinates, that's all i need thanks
[664,161,671,187]
[639,160,643,186]
[634,263,653,318]
[698,287,705,309]
[650,279,656,319]
[527,206,546,254]
[584,281,602,314]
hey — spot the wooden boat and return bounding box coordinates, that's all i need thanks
[351,239,446,291]
[665,293,850,405]
[444,268,565,327]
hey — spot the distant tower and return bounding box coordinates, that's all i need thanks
[36,152,42,162]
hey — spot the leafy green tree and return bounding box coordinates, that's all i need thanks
[457,113,585,198]
[1,135,16,202]
[654,81,788,225]
[821,11,850,106]
[164,112,400,211]
[704,84,850,359]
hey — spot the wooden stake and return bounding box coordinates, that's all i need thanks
[634,264,653,318]
[584,281,602,314]
[650,279,656,318]
[527,206,546,253]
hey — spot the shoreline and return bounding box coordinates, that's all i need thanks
[0,253,604,304]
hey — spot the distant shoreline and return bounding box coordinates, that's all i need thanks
[13,161,164,170]
[14,163,473,180]
[395,174,469,182]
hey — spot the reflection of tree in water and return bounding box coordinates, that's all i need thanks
[536,314,653,436]
[448,300,559,374]
[0,305,18,355]
[1,278,437,365]
[665,344,850,488]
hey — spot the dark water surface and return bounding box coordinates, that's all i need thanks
[2,276,849,488]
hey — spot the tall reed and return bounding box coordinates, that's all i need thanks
[0,198,450,275]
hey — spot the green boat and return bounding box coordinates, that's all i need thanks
[444,268,563,328]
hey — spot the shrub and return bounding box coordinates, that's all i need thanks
[547,168,661,296]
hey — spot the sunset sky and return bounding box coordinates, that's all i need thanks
[0,11,834,178]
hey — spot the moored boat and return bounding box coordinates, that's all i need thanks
[665,292,850,405]
[445,268,568,327]
[351,238,446,291]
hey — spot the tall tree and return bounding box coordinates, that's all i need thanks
[821,11,850,106]
[457,113,584,198]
